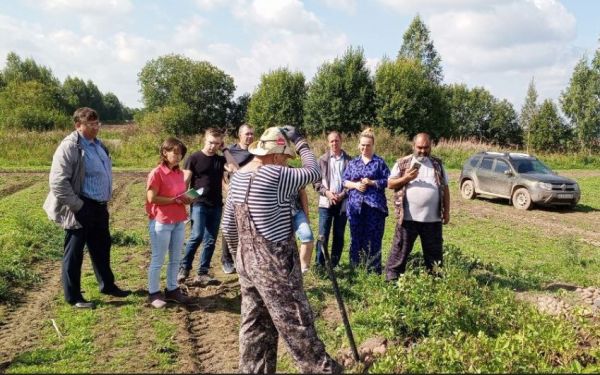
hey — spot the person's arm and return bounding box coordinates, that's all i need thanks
[49,142,84,212]
[343,162,366,192]
[299,188,310,224]
[443,184,450,224]
[223,148,239,173]
[388,169,418,190]
[221,195,238,257]
[183,169,192,187]
[147,187,191,205]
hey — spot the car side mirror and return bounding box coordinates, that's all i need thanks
[504,170,513,176]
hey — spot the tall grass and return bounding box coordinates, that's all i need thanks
[1,126,599,170]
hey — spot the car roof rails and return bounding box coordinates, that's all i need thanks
[508,152,531,158]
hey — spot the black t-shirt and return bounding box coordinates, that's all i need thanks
[227,143,253,167]
[184,151,226,207]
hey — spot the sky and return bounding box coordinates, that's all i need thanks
[1,0,599,111]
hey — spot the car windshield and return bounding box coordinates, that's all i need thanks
[512,159,553,174]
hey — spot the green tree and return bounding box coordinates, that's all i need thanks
[138,54,235,134]
[489,99,522,146]
[0,80,69,130]
[375,58,448,139]
[226,93,251,134]
[304,46,375,135]
[398,15,443,83]
[561,55,600,153]
[2,52,60,87]
[247,68,306,132]
[102,92,125,122]
[62,76,90,113]
[530,99,572,151]
[520,78,539,153]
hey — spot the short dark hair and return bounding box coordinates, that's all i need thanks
[73,107,98,124]
[205,127,224,138]
[159,137,187,165]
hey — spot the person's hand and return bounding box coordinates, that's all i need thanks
[179,195,194,205]
[405,168,419,182]
[280,125,302,143]
[355,181,367,192]
[442,211,450,225]
[361,177,375,186]
[325,190,338,204]
[74,201,91,227]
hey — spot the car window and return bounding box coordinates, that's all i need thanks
[494,160,510,174]
[480,158,494,170]
[513,159,553,174]
[469,156,481,167]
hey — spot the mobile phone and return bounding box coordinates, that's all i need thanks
[410,161,422,171]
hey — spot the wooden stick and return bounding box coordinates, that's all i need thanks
[51,319,63,340]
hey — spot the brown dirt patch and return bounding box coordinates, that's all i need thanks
[449,170,600,248]
[0,260,62,369]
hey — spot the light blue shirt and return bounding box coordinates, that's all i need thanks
[80,136,112,202]
[329,153,344,194]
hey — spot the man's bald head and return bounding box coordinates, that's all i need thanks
[413,132,432,157]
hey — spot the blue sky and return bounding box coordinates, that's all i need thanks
[1,0,599,110]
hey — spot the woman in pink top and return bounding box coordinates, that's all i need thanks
[146,138,194,308]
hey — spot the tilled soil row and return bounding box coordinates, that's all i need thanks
[179,277,241,373]
[0,261,62,370]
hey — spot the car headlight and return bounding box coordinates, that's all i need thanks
[538,182,552,190]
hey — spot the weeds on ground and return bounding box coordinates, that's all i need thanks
[0,182,63,303]
[302,247,594,373]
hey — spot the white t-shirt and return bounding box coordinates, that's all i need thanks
[389,157,448,222]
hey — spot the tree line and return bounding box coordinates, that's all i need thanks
[2,15,598,153]
[0,52,134,131]
[137,15,599,153]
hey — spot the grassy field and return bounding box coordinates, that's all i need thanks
[0,127,599,372]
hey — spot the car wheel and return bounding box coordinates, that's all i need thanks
[512,188,532,210]
[460,180,476,200]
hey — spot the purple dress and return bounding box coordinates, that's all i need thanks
[343,154,390,273]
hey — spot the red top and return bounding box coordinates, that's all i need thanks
[145,164,188,224]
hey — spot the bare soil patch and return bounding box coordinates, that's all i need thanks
[449,170,600,248]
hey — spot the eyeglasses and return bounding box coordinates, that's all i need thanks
[83,121,102,128]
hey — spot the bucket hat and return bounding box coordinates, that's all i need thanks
[248,127,296,158]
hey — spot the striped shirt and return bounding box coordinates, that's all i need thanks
[80,136,112,202]
[222,142,320,249]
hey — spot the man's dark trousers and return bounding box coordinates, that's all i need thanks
[63,198,115,304]
[385,220,443,280]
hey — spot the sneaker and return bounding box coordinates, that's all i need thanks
[164,288,194,305]
[102,285,131,298]
[72,299,95,309]
[177,268,190,283]
[148,292,167,309]
[222,262,236,274]
[192,274,218,286]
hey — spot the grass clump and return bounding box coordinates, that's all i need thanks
[305,247,592,373]
[0,182,63,303]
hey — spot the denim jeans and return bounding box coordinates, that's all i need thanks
[293,210,314,243]
[148,220,185,294]
[180,203,222,274]
[316,205,347,268]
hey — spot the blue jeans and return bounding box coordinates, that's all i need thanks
[148,220,185,294]
[180,203,222,274]
[316,205,347,268]
[293,210,314,243]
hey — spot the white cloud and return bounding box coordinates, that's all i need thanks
[172,16,208,47]
[231,0,323,34]
[377,0,503,14]
[194,0,230,10]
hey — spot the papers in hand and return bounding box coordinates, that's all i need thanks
[179,188,204,200]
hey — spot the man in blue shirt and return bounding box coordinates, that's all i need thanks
[44,107,130,309]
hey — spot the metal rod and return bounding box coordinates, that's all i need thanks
[318,234,360,362]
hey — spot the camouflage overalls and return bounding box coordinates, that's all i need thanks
[234,174,342,374]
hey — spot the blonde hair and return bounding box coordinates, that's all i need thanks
[360,127,375,142]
